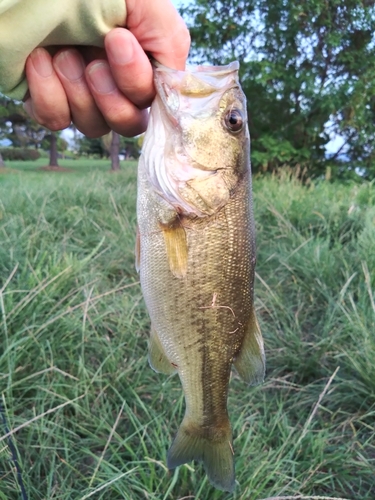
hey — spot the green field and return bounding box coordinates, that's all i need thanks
[0,160,374,500]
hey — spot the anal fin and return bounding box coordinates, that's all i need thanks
[148,325,176,376]
[234,305,265,385]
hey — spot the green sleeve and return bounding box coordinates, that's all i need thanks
[0,0,126,100]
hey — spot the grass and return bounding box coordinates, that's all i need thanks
[0,160,374,499]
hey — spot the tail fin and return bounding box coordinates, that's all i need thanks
[167,416,235,492]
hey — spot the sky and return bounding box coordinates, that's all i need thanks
[60,1,344,156]
[167,0,344,156]
[172,0,188,6]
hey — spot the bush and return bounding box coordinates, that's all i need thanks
[0,147,40,161]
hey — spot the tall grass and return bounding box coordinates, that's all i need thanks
[0,162,374,499]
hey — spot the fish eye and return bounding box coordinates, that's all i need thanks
[224,109,244,133]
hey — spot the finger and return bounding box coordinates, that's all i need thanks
[53,49,110,138]
[25,48,71,131]
[85,60,148,137]
[126,0,190,70]
[105,28,154,109]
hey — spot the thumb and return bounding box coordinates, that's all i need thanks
[125,0,190,70]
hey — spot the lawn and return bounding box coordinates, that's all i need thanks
[0,159,374,499]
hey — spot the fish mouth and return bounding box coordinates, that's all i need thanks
[152,60,239,77]
[152,61,241,118]
[144,60,244,217]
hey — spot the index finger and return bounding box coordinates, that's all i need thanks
[126,0,190,70]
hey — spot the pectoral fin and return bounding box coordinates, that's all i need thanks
[148,326,177,376]
[161,224,188,279]
[234,306,265,385]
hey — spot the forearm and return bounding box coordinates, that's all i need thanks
[0,0,126,99]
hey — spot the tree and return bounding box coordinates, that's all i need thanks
[0,98,7,167]
[48,132,59,167]
[12,120,47,149]
[121,136,141,160]
[0,94,69,166]
[0,95,49,153]
[102,131,121,170]
[0,96,24,165]
[110,131,120,171]
[182,0,375,179]
[78,135,106,157]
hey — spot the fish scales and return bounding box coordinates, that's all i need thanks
[137,61,265,492]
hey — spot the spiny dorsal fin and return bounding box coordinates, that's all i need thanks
[234,305,265,385]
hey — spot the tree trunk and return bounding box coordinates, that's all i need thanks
[0,151,5,168]
[49,132,59,167]
[110,131,120,171]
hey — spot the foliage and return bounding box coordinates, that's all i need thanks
[0,147,40,161]
[0,95,68,157]
[120,136,141,159]
[182,0,375,179]
[40,133,68,153]
[78,134,141,159]
[0,162,374,498]
[77,135,106,157]
[0,95,48,149]
[8,119,47,148]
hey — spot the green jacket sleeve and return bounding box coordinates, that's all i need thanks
[0,0,126,100]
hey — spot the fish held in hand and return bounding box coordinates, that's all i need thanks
[136,61,265,492]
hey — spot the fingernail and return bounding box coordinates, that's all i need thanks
[107,37,133,65]
[30,48,53,78]
[87,62,116,94]
[54,50,84,81]
[23,99,36,120]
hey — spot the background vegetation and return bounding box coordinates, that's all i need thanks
[183,0,375,180]
[0,1,374,498]
[2,1,375,179]
[0,99,140,170]
[1,160,374,499]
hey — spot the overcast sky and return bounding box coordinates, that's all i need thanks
[62,1,342,155]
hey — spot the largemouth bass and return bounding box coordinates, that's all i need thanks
[136,61,265,492]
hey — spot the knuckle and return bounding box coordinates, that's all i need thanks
[175,22,191,56]
[36,114,71,131]
[181,25,191,49]
[46,119,70,132]
[48,119,71,132]
[104,103,127,124]
[79,125,110,139]
[112,114,147,138]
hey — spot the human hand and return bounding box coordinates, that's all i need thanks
[23,0,190,137]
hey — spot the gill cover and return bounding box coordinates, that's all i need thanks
[142,62,249,217]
